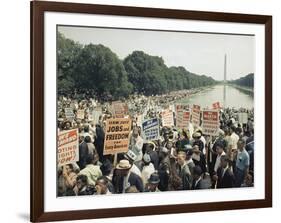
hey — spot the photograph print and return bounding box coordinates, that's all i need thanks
[57,25,255,197]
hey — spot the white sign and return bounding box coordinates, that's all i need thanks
[77,109,85,120]
[161,109,174,127]
[57,129,79,166]
[64,108,75,120]
[191,104,201,127]
[202,110,219,136]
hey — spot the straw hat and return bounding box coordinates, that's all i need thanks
[116,160,132,170]
[147,141,156,151]
[192,132,202,138]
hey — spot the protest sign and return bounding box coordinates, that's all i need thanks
[175,104,189,111]
[202,110,219,136]
[161,109,174,126]
[111,101,128,118]
[238,112,248,124]
[176,110,190,129]
[142,118,160,141]
[64,107,75,120]
[212,102,222,110]
[175,104,190,128]
[191,104,201,127]
[57,129,79,166]
[104,118,132,155]
[77,109,85,120]
[90,106,102,124]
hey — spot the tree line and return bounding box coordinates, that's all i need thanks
[229,73,254,88]
[58,32,217,100]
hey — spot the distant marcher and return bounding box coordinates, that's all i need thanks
[234,138,250,187]
[129,127,144,162]
[192,145,207,174]
[176,151,192,190]
[214,155,234,188]
[112,160,144,193]
[213,142,226,173]
[62,164,77,196]
[141,153,155,186]
[145,172,161,192]
[75,175,96,196]
[94,124,105,162]
[95,176,112,195]
[186,147,195,176]
[192,165,204,190]
[145,141,159,170]
[100,159,114,193]
[79,154,102,186]
[77,138,90,169]
[192,132,204,152]
[158,147,171,191]
[226,125,238,165]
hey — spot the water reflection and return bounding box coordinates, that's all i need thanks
[179,85,254,109]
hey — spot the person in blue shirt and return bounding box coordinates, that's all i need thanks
[234,138,250,187]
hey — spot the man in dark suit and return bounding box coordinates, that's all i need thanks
[213,155,234,188]
[112,160,144,193]
[191,165,203,190]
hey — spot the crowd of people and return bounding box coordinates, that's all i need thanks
[57,90,254,196]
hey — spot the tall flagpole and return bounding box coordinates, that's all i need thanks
[223,54,227,108]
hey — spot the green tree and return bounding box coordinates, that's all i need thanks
[73,44,133,99]
[57,32,82,92]
[230,73,254,88]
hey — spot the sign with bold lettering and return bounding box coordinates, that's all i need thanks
[212,102,222,110]
[64,107,75,120]
[111,101,128,118]
[176,110,190,129]
[202,110,219,136]
[104,118,132,155]
[77,109,85,120]
[191,104,201,127]
[57,129,79,166]
[175,104,190,128]
[142,118,160,141]
[161,109,174,127]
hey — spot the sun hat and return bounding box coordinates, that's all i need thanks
[192,132,202,138]
[125,147,138,161]
[116,160,132,170]
[147,141,156,151]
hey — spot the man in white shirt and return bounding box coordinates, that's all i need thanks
[229,125,239,162]
[214,143,226,173]
[230,125,239,151]
[141,153,155,185]
[129,127,144,162]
